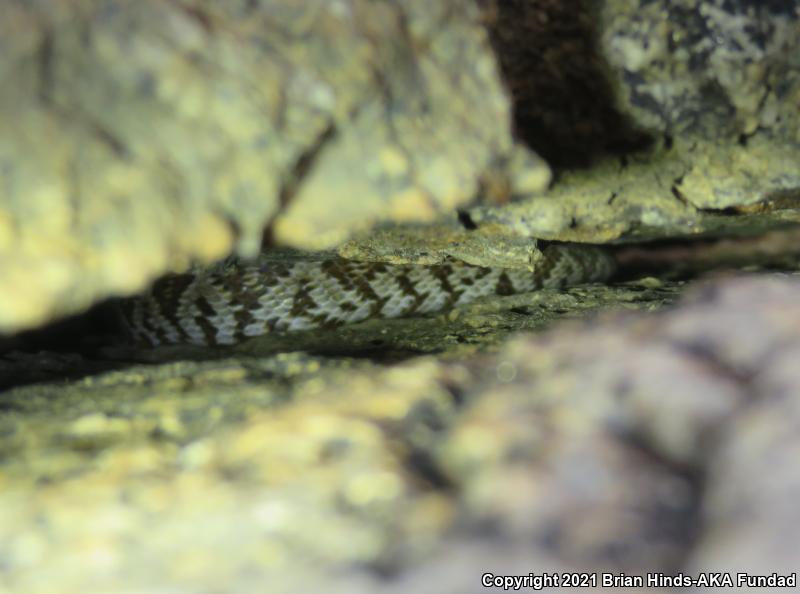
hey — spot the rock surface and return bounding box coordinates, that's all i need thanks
[470,0,800,242]
[2,0,799,336]
[1,2,800,592]
[1,275,799,593]
[0,0,545,334]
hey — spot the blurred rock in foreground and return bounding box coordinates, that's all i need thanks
[1,274,798,593]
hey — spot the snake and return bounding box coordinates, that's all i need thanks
[119,243,616,346]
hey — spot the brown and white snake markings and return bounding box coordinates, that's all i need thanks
[119,244,615,346]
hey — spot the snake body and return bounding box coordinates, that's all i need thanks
[120,244,615,346]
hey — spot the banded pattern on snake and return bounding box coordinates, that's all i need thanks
[120,243,615,346]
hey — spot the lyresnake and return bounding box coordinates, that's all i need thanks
[120,243,615,346]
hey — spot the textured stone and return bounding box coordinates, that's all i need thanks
[2,275,800,592]
[469,0,800,241]
[0,0,544,334]
[599,0,800,140]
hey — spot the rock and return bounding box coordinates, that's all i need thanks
[469,0,800,241]
[1,275,799,591]
[2,0,799,337]
[1,4,800,590]
[0,0,545,334]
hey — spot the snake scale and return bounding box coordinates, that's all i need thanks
[119,243,615,346]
